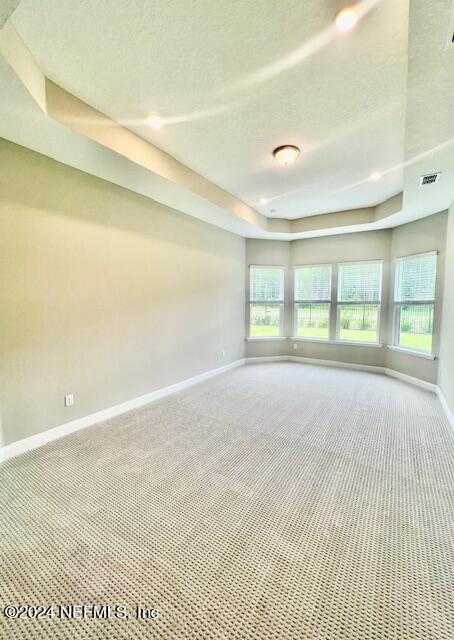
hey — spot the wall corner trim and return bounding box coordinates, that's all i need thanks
[0,358,245,464]
[436,386,454,431]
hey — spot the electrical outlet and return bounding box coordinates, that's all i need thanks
[293,343,298,351]
[64,394,74,407]
[220,350,226,358]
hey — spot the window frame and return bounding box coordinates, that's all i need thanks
[248,264,285,339]
[392,251,438,355]
[293,263,332,340]
[336,259,384,345]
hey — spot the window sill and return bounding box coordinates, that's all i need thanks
[291,338,383,348]
[246,337,287,341]
[387,345,436,360]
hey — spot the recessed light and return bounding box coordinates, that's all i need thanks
[273,145,300,166]
[335,6,359,32]
[147,115,162,129]
[259,197,268,205]
[370,172,382,181]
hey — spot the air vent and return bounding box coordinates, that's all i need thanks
[420,173,441,186]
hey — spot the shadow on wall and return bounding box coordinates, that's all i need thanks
[0,139,243,257]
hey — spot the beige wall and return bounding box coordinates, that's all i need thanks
[439,201,454,414]
[0,140,245,446]
[246,216,447,381]
[1,138,449,448]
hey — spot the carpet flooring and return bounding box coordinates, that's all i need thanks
[1,362,453,639]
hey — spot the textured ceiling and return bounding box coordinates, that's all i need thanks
[11,0,408,219]
[400,0,454,225]
[0,1,19,28]
[1,0,453,239]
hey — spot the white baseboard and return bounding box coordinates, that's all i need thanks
[384,368,437,392]
[245,356,290,363]
[245,355,439,390]
[248,356,454,429]
[289,355,385,374]
[0,358,245,464]
[3,356,450,463]
[246,355,385,374]
[436,386,454,430]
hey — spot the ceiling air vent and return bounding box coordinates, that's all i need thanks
[420,173,441,186]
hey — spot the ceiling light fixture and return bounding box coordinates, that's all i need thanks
[273,145,300,166]
[335,6,359,33]
[259,197,268,205]
[147,115,163,129]
[370,172,382,181]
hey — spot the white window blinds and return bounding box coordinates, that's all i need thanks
[338,262,382,302]
[249,267,284,301]
[395,253,437,302]
[295,265,331,301]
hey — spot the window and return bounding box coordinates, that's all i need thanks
[294,265,331,339]
[393,252,437,354]
[337,261,383,343]
[249,266,284,338]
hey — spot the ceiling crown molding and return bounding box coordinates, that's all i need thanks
[0,18,423,241]
[0,1,20,29]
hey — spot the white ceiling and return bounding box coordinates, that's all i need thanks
[11,0,408,219]
[400,0,454,225]
[1,0,453,239]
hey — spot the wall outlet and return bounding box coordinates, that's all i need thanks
[220,350,226,358]
[293,343,298,351]
[64,394,74,407]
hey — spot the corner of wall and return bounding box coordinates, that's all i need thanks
[438,200,454,415]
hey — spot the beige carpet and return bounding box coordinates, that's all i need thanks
[1,362,454,639]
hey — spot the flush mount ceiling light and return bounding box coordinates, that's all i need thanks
[273,145,300,166]
[370,172,382,181]
[335,5,359,32]
[259,197,268,205]
[147,115,163,129]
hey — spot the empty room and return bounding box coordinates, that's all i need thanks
[1,1,454,638]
